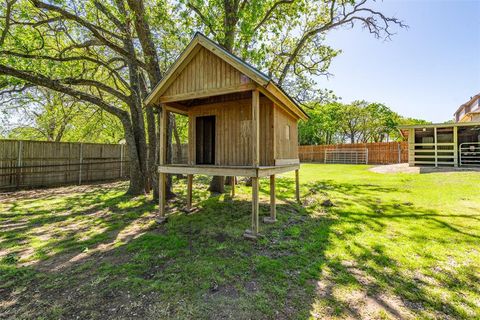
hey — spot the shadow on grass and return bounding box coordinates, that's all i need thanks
[418,166,480,174]
[0,177,478,319]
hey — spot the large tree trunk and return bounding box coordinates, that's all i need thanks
[209,176,225,193]
[123,125,147,195]
[173,119,183,163]
[146,106,157,195]
[126,0,174,200]
[208,4,238,194]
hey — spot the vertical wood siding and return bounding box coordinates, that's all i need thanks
[274,106,299,160]
[164,47,251,98]
[0,140,129,190]
[187,97,274,166]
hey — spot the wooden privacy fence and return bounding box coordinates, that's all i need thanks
[0,139,129,190]
[299,142,408,164]
[0,139,190,190]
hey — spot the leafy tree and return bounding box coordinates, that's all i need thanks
[299,100,424,145]
[183,0,406,101]
[354,101,401,143]
[1,87,124,142]
[0,0,186,196]
[183,0,405,189]
[299,102,344,145]
[0,0,406,196]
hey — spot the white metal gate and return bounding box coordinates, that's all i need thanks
[459,142,480,167]
[324,149,368,164]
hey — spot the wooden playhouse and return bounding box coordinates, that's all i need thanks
[145,33,308,238]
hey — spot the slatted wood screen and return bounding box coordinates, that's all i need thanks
[0,139,129,190]
[299,142,408,164]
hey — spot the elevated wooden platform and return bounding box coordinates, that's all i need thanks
[158,164,299,177]
[147,33,307,239]
[157,164,301,240]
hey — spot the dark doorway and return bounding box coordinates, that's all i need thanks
[196,116,216,165]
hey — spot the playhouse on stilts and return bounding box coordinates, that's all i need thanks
[145,33,308,239]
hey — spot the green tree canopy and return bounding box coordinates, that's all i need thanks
[299,101,428,145]
[0,0,407,195]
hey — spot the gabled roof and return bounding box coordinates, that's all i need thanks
[144,32,308,120]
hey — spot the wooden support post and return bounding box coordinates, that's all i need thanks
[188,113,195,165]
[244,89,260,239]
[434,127,438,168]
[16,141,23,188]
[264,175,276,224]
[251,177,260,233]
[159,106,168,165]
[244,176,259,239]
[408,128,415,166]
[157,173,166,222]
[252,89,260,167]
[397,142,401,164]
[231,176,236,197]
[120,144,124,178]
[453,126,458,167]
[157,106,168,224]
[186,174,193,211]
[295,169,300,203]
[78,143,83,185]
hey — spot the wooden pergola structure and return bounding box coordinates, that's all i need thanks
[145,33,308,239]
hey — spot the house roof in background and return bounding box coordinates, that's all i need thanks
[454,92,480,116]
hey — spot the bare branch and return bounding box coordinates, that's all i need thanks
[277,0,407,84]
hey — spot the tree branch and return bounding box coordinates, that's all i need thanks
[30,0,148,70]
[277,0,407,84]
[0,0,17,46]
[60,78,131,103]
[0,63,131,124]
[187,2,217,37]
[0,50,131,90]
[253,0,294,33]
[126,0,162,85]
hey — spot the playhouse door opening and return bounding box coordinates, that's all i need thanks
[196,116,216,165]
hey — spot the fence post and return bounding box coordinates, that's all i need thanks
[398,142,401,164]
[16,141,23,187]
[120,144,124,178]
[78,143,83,185]
[366,148,369,164]
[324,149,327,164]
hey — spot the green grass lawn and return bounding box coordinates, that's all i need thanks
[1,164,479,319]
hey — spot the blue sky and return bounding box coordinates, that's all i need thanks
[315,0,480,123]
